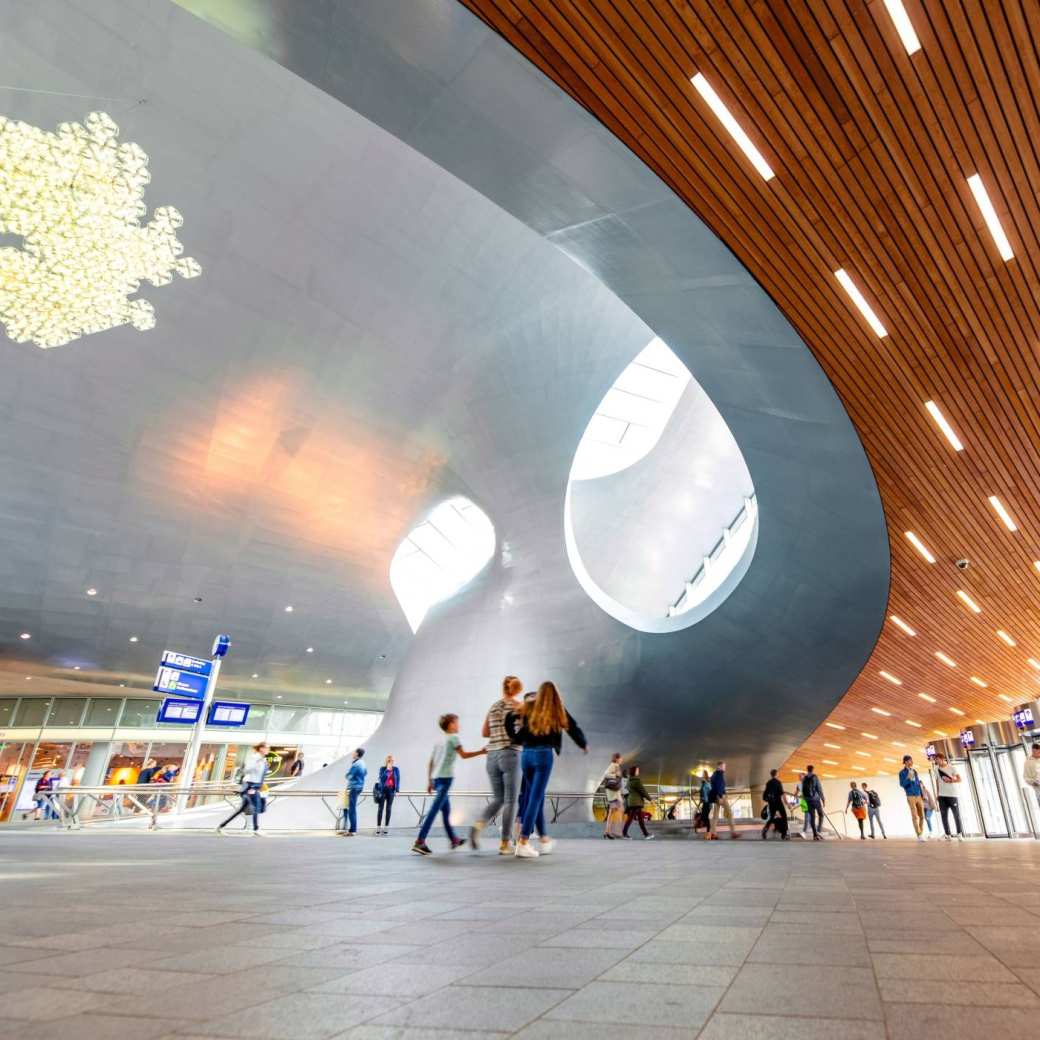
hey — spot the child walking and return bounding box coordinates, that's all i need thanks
[411,714,486,856]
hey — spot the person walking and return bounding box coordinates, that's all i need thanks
[375,754,399,835]
[762,768,788,839]
[846,781,867,839]
[695,771,712,833]
[921,782,937,835]
[802,765,825,840]
[32,770,53,821]
[899,755,927,841]
[505,681,588,859]
[707,761,738,840]
[621,765,655,839]
[932,753,965,840]
[1023,743,1040,814]
[217,742,269,836]
[862,782,886,839]
[470,676,524,855]
[412,715,486,856]
[602,752,625,839]
[341,748,367,836]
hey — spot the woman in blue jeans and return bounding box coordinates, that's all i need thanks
[505,681,587,859]
[217,742,269,836]
[342,748,367,835]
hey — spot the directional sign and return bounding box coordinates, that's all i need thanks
[960,729,976,748]
[153,666,208,700]
[207,701,250,727]
[1012,706,1035,730]
[157,697,203,724]
[160,650,212,677]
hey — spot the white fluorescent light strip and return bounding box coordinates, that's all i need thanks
[967,174,1014,261]
[949,707,965,716]
[823,742,842,750]
[691,73,775,181]
[883,0,922,55]
[988,495,1017,532]
[970,676,988,688]
[956,590,981,613]
[933,729,947,737]
[997,629,1016,647]
[851,766,866,771]
[1035,561,1040,574]
[891,741,906,748]
[871,707,892,716]
[924,400,964,451]
[905,531,936,563]
[905,719,922,728]
[1029,659,1040,671]
[835,268,888,337]
[825,722,845,730]
[935,651,957,667]
[861,732,879,740]
[822,759,839,766]
[918,693,936,703]
[998,694,1014,703]
[879,670,902,685]
[855,751,871,757]
[889,614,916,636]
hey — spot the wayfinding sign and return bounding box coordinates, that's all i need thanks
[160,650,212,677]
[157,697,204,724]
[153,666,208,700]
[207,701,250,727]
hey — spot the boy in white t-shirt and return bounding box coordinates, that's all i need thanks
[411,714,486,856]
[933,752,966,840]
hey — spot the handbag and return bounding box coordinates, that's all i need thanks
[604,777,621,792]
[760,805,769,820]
[372,781,384,802]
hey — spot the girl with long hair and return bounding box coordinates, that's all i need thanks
[504,681,587,859]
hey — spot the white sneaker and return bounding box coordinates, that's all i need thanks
[252,830,264,837]
[645,834,656,840]
[917,834,926,842]
[514,842,539,859]
[957,833,966,841]
[944,834,952,841]
[538,838,555,856]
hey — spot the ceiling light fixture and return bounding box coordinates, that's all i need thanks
[251,673,259,679]
[883,756,898,763]
[935,651,957,667]
[997,629,1016,647]
[284,605,294,613]
[823,742,842,749]
[306,647,314,653]
[879,670,902,685]
[918,693,937,703]
[988,495,1017,532]
[822,759,839,765]
[325,679,333,685]
[835,268,888,337]
[905,719,922,728]
[86,587,98,597]
[690,73,775,180]
[904,531,936,563]
[1028,659,1040,671]
[129,636,139,643]
[998,693,1014,703]
[19,632,30,640]
[923,400,964,451]
[891,741,906,748]
[871,707,892,716]
[970,676,988,688]
[882,0,922,54]
[824,722,846,730]
[890,615,916,636]
[855,750,871,757]
[949,707,965,716]
[956,590,981,613]
[932,729,948,737]
[861,732,879,740]
[968,174,1014,261]
[73,665,80,670]
[851,765,866,771]
[0,111,200,348]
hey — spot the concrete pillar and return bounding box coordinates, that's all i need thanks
[76,741,113,822]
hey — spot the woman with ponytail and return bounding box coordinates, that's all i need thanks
[470,675,524,855]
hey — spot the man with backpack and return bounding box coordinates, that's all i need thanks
[861,782,885,838]
[801,765,825,840]
[846,780,868,839]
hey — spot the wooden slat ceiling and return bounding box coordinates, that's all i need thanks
[461,0,1040,780]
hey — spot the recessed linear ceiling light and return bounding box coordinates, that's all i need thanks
[883,756,898,763]
[956,590,982,613]
[871,707,892,716]
[879,670,902,685]
[835,268,888,337]
[851,765,866,771]
[968,174,1014,262]
[905,719,922,728]
[970,676,988,688]
[824,722,845,730]
[924,401,964,452]
[1035,561,1040,574]
[882,0,922,54]
[861,732,879,740]
[891,741,907,748]
[890,615,916,636]
[949,707,965,716]
[975,719,986,725]
[935,651,957,667]
[933,729,948,737]
[823,742,842,749]
[73,665,80,670]
[997,629,1016,647]
[998,693,1014,703]
[918,693,937,703]
[822,759,839,766]
[690,73,775,181]
[905,531,936,563]
[855,750,871,758]
[988,496,1017,532]
[1028,659,1040,671]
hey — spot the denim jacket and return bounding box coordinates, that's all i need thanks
[899,766,923,797]
[346,759,367,791]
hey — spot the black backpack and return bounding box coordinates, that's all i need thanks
[867,789,881,808]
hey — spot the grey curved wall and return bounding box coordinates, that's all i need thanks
[175,0,890,800]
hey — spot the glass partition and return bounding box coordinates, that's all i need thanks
[119,699,162,727]
[0,699,17,727]
[14,697,51,729]
[46,698,87,727]
[0,741,30,822]
[84,698,122,727]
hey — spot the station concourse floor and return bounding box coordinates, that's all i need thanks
[1,831,1039,1040]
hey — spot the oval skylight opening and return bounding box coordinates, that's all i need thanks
[390,496,495,632]
[565,338,756,633]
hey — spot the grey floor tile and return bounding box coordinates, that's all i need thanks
[721,963,883,1020]
[538,928,657,950]
[867,931,990,955]
[514,1022,695,1040]
[697,1013,885,1040]
[601,960,738,986]
[268,944,415,971]
[198,992,402,1038]
[628,940,750,967]
[104,976,282,1020]
[60,966,212,993]
[151,945,293,974]
[545,980,722,1027]
[311,962,479,997]
[878,978,1039,1006]
[462,946,625,989]
[369,985,571,1032]
[749,927,870,966]
[0,945,58,967]
[341,1028,509,1040]
[966,926,1040,967]
[871,952,1017,982]
[5,946,141,976]
[884,1002,1040,1039]
[2,987,105,1021]
[0,1014,186,1040]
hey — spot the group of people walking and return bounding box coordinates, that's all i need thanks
[601,752,655,839]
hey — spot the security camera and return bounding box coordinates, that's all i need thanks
[955,558,970,571]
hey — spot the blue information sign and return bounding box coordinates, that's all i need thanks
[207,701,250,727]
[160,650,212,677]
[157,697,204,724]
[153,666,208,700]
[960,728,976,748]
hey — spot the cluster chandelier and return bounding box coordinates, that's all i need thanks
[0,111,200,348]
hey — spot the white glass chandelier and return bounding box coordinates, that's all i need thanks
[0,111,200,348]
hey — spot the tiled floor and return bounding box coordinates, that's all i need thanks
[1,831,1039,1039]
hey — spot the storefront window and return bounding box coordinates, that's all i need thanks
[105,741,148,784]
[119,699,162,727]
[46,698,87,727]
[14,698,51,729]
[0,741,30,822]
[0,699,17,727]
[84,698,123,727]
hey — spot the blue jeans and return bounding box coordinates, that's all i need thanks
[346,788,361,833]
[418,778,456,843]
[519,746,554,839]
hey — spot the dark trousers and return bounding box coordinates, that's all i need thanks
[938,795,963,835]
[807,800,823,837]
[219,784,261,831]
[377,791,395,827]
[418,778,456,843]
[763,801,788,837]
[622,806,649,837]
